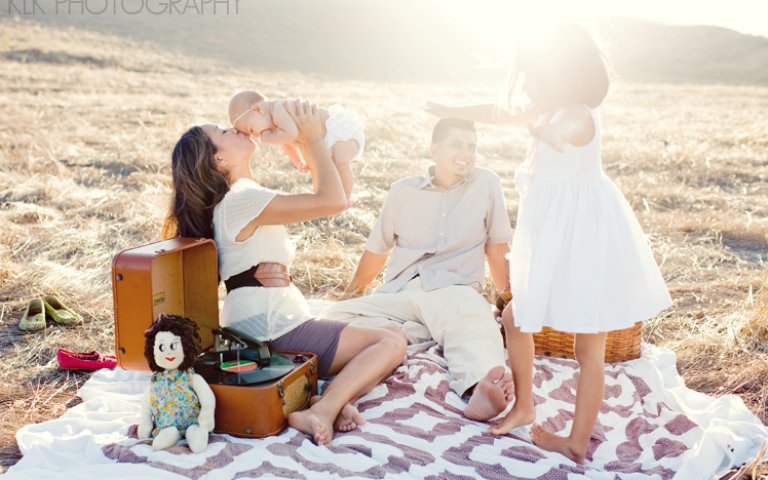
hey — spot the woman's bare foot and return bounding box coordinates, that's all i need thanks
[287,408,333,445]
[335,403,365,432]
[530,424,586,464]
[488,401,536,435]
[310,395,365,432]
[463,366,513,421]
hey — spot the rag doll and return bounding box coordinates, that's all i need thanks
[137,314,215,453]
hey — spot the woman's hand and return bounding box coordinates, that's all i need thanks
[286,99,324,145]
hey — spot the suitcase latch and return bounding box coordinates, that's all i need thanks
[277,381,284,398]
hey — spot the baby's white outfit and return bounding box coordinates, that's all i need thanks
[324,105,365,160]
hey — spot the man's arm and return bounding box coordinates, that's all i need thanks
[338,250,389,299]
[485,243,510,295]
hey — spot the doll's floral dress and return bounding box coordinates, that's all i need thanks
[150,368,201,437]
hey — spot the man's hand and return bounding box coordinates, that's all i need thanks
[328,284,364,301]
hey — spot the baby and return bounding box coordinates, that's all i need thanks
[228,90,364,207]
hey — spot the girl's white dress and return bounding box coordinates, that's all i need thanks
[509,108,672,334]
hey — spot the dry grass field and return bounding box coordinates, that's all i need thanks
[1,18,767,475]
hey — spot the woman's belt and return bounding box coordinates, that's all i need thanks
[224,263,291,293]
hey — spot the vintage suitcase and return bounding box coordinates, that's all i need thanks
[112,237,318,438]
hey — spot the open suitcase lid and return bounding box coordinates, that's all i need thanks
[113,237,293,384]
[113,238,221,368]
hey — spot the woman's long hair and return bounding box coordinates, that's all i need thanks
[162,126,230,239]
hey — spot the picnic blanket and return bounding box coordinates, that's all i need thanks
[6,339,767,480]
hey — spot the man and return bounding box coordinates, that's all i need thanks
[322,118,514,421]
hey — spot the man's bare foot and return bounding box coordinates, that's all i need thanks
[463,366,513,421]
[530,424,586,464]
[335,403,365,432]
[488,401,536,435]
[287,408,333,446]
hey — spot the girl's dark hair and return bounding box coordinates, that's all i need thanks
[509,23,612,110]
[144,313,202,372]
[162,126,230,239]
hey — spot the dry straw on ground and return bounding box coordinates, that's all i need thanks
[1,18,767,474]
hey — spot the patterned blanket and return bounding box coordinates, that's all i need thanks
[8,343,768,480]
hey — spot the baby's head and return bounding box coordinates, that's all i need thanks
[228,90,270,136]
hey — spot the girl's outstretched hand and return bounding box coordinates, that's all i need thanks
[424,100,453,118]
[529,123,565,152]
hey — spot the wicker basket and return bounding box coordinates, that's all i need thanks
[532,323,642,363]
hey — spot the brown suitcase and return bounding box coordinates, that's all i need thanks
[112,237,318,438]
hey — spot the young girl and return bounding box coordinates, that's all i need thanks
[427,24,672,464]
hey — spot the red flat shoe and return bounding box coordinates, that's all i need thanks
[57,348,117,370]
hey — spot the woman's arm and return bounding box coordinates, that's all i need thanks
[425,101,535,126]
[242,101,346,230]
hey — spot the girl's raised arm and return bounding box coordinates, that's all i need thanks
[425,101,535,126]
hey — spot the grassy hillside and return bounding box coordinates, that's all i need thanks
[1,17,767,474]
[4,1,768,85]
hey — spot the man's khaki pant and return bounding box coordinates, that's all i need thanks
[321,278,507,396]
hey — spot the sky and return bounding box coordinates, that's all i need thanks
[435,0,768,39]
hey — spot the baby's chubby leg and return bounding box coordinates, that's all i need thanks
[331,140,359,208]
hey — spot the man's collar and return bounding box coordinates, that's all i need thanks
[418,165,477,190]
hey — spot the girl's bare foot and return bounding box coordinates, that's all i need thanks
[464,366,513,421]
[530,423,586,464]
[287,408,333,446]
[334,403,365,432]
[488,401,536,435]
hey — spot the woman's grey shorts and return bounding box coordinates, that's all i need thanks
[269,319,348,377]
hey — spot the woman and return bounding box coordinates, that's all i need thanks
[164,100,407,445]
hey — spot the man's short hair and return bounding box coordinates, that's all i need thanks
[431,118,476,144]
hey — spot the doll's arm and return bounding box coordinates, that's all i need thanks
[137,389,153,440]
[192,373,216,433]
[425,101,535,126]
[260,101,300,145]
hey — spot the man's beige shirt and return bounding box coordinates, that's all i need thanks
[366,166,514,293]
